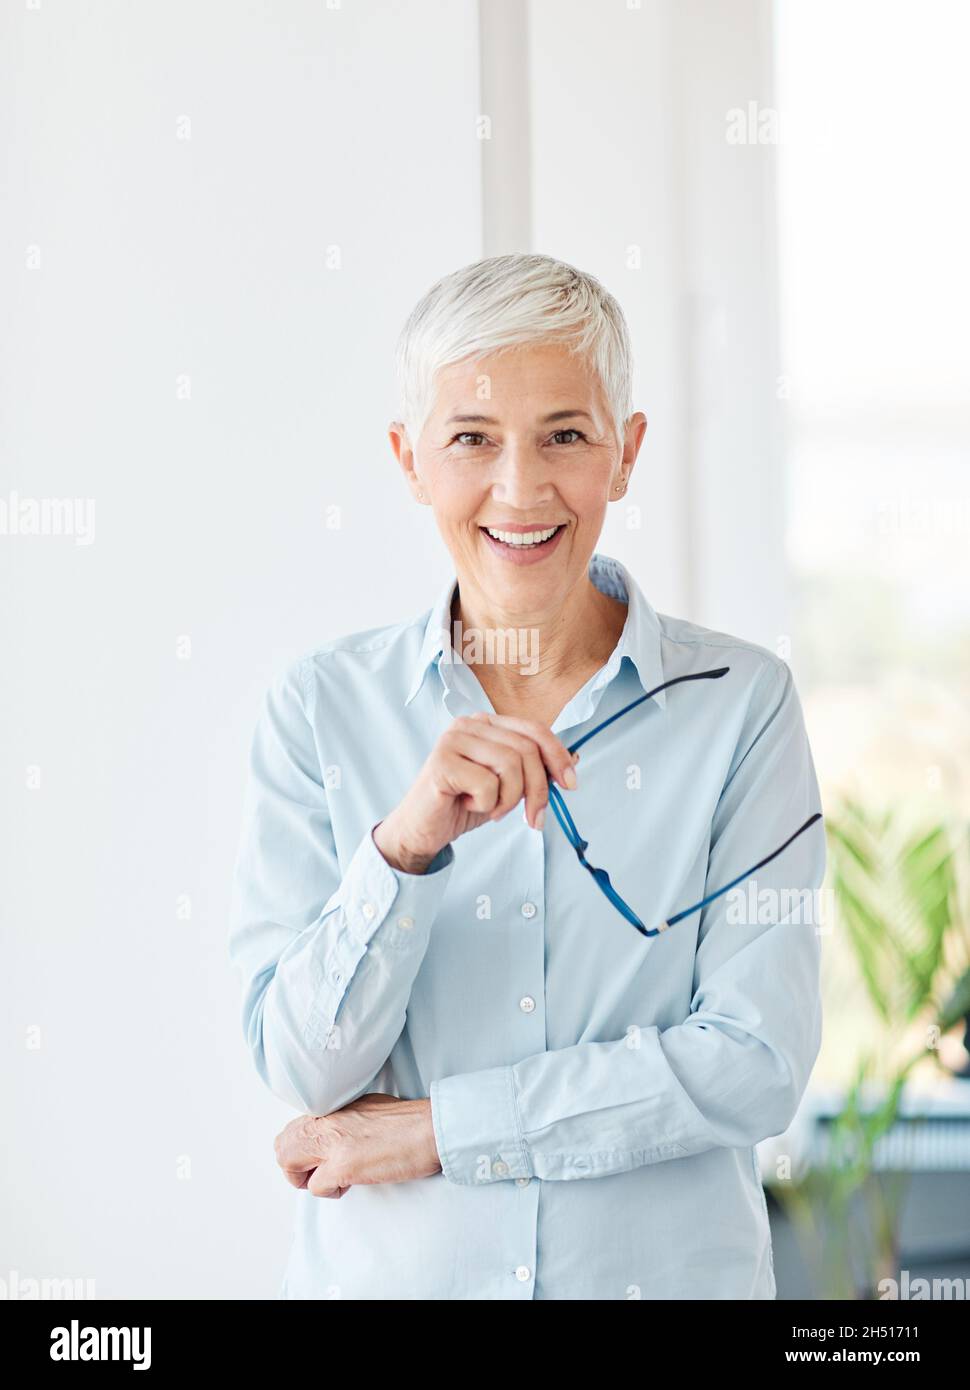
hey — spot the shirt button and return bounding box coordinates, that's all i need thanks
[396,915,414,930]
[520,902,537,919]
[514,1265,532,1282]
[519,996,536,1014]
[361,902,376,921]
[331,969,343,986]
[492,1160,509,1177]
[515,1177,530,1187]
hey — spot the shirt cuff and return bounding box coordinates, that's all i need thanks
[323,822,455,951]
[430,1064,532,1185]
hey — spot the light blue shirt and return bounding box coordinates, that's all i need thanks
[228,552,825,1300]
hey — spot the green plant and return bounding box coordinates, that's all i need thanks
[772,797,970,1298]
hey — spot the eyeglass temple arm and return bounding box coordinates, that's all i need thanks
[547,665,733,862]
[549,786,823,937]
[565,666,730,757]
[547,781,586,852]
[546,665,822,938]
[657,811,824,932]
[547,783,651,933]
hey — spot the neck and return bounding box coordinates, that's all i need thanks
[449,570,627,705]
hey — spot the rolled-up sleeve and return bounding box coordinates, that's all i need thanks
[228,658,454,1115]
[430,659,825,1184]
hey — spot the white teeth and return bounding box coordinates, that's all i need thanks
[485,526,561,547]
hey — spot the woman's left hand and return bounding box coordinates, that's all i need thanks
[274,1093,442,1198]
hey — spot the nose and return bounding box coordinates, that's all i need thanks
[490,438,554,511]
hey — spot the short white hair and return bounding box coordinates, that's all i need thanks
[395,253,634,448]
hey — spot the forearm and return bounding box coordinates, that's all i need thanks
[243,823,454,1114]
[432,918,822,1185]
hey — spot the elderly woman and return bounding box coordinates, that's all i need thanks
[229,253,825,1301]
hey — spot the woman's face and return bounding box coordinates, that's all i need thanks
[391,341,646,613]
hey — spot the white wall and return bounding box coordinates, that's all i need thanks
[1,0,481,1298]
[1,0,780,1297]
[529,0,784,643]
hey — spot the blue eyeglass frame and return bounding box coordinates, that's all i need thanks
[546,666,823,938]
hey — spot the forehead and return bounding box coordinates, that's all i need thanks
[432,341,604,413]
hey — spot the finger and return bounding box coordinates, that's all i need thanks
[435,745,501,817]
[454,721,549,828]
[274,1117,324,1175]
[313,1183,348,1199]
[445,730,525,821]
[471,713,578,790]
[308,1164,346,1198]
[279,1165,312,1190]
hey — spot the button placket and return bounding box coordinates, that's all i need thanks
[514,815,547,1055]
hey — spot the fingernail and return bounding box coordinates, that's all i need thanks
[534,806,546,831]
[562,765,578,789]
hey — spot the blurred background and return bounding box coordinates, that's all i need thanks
[1,0,968,1299]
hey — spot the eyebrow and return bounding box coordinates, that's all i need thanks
[444,409,594,426]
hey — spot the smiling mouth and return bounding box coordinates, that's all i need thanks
[479,524,567,550]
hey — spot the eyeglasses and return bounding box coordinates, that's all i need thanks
[546,666,823,938]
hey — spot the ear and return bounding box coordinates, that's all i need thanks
[620,412,647,482]
[389,421,427,503]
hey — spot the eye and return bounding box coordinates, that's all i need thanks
[550,429,585,445]
[450,432,488,447]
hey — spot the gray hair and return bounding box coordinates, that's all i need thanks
[394,253,634,449]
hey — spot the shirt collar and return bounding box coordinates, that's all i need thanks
[404,552,666,712]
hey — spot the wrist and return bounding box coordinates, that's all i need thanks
[414,1098,442,1174]
[372,816,437,875]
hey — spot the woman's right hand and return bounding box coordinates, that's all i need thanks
[372,712,579,874]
